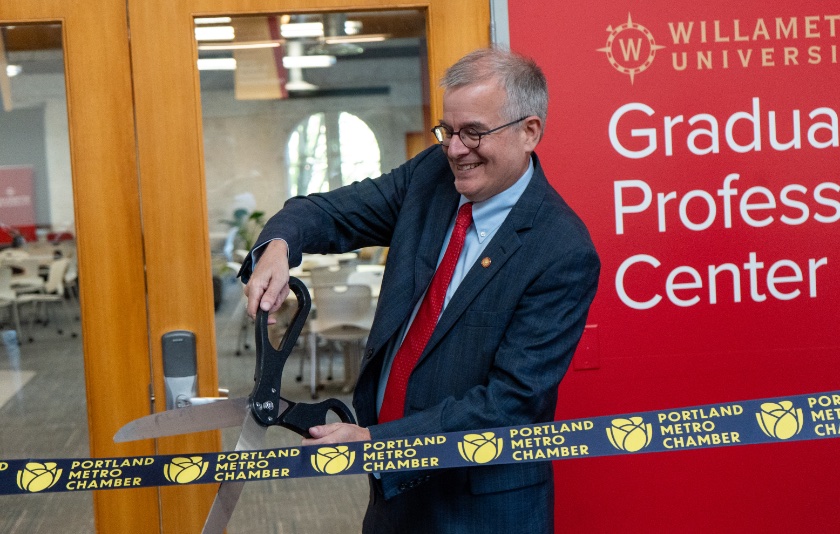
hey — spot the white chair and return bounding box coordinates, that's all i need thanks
[309,263,356,287]
[0,266,23,341]
[347,269,384,299]
[54,241,77,261]
[304,265,374,381]
[0,249,29,262]
[307,284,374,398]
[299,254,339,271]
[299,266,350,380]
[63,257,80,314]
[16,258,77,342]
[6,257,46,294]
[356,246,384,264]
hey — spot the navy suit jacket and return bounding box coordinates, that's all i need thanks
[241,145,599,520]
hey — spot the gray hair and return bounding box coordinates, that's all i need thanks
[440,48,548,126]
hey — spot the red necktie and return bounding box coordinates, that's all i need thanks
[379,202,474,423]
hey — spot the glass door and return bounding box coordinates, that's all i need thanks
[129,1,488,532]
[0,2,155,534]
[198,11,431,530]
[0,21,94,532]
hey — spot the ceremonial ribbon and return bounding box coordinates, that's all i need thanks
[3,390,837,495]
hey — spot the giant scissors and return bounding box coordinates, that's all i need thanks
[114,277,356,533]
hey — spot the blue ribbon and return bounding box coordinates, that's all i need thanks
[2,390,837,495]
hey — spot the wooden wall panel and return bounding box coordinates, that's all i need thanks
[129,0,488,531]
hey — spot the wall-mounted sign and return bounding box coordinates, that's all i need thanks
[510,2,840,530]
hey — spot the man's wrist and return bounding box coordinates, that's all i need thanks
[252,238,289,264]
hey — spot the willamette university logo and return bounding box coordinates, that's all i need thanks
[598,14,665,84]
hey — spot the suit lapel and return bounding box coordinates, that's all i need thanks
[414,181,460,303]
[366,154,549,366]
[367,179,460,351]
[421,160,548,358]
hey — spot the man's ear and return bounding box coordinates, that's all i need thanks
[522,116,543,151]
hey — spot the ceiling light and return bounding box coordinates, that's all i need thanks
[280,22,324,38]
[344,21,363,35]
[324,34,388,44]
[197,58,237,70]
[195,26,235,41]
[282,55,336,68]
[198,41,282,51]
[6,65,22,77]
[194,17,232,25]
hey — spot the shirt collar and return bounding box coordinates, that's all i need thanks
[459,157,534,243]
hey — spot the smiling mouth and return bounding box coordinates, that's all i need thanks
[456,162,482,171]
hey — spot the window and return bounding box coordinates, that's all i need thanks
[287,111,381,196]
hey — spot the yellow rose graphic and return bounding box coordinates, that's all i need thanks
[164,456,208,484]
[16,462,62,493]
[311,446,355,474]
[458,432,503,464]
[756,401,803,440]
[606,417,652,452]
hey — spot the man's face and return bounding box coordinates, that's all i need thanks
[440,81,540,202]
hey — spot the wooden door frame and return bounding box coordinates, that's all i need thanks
[130,1,487,531]
[0,2,157,533]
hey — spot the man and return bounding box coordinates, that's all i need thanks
[240,48,600,533]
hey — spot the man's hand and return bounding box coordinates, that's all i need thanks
[302,423,371,446]
[244,239,291,320]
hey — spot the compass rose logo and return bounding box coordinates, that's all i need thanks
[597,14,665,84]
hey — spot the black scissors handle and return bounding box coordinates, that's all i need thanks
[278,398,356,437]
[249,276,356,433]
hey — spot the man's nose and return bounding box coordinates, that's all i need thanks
[446,133,471,156]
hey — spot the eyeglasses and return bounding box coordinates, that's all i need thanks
[431,116,528,149]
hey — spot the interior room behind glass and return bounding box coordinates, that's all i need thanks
[196,11,429,264]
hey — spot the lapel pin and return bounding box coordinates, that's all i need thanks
[481,257,491,268]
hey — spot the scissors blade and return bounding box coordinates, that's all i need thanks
[113,397,257,442]
[202,412,268,534]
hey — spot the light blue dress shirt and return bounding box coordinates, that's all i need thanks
[376,158,535,413]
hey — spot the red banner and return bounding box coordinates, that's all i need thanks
[0,166,35,243]
[510,2,840,530]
